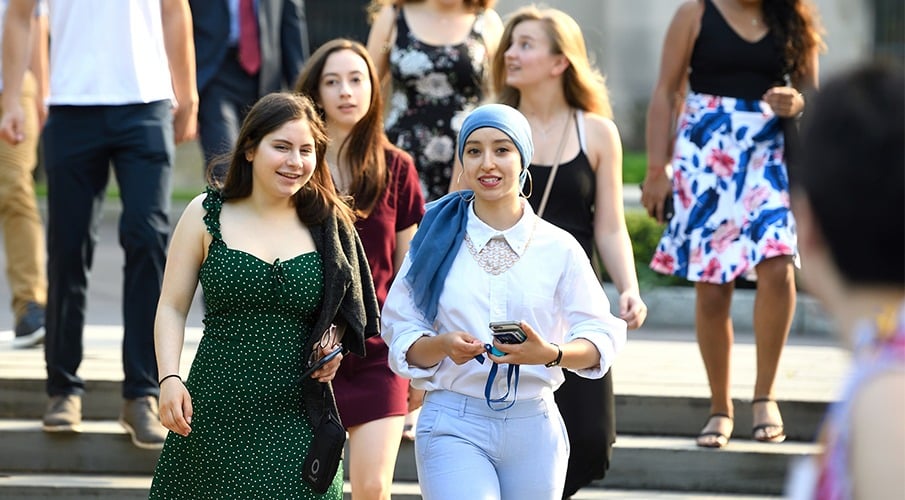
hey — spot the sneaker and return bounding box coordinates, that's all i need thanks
[12,302,45,349]
[119,396,167,450]
[42,394,83,433]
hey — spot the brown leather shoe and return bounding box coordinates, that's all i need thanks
[119,396,167,450]
[42,394,83,433]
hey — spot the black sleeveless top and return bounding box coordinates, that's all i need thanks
[689,0,786,100]
[526,115,595,259]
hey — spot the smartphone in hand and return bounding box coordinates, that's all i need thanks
[489,320,528,344]
[301,346,343,379]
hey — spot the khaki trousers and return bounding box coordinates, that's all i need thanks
[0,71,47,320]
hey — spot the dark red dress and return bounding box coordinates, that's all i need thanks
[332,147,425,428]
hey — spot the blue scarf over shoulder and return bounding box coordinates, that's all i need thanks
[404,104,534,323]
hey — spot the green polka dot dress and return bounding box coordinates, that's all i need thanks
[150,190,342,499]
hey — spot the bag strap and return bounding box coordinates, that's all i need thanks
[536,109,575,217]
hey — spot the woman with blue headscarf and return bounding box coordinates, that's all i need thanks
[381,103,626,499]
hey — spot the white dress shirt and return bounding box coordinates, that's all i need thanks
[381,199,627,400]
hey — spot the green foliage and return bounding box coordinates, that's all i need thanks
[622,151,646,184]
[597,208,689,289]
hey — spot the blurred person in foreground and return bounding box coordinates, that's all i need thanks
[784,61,904,500]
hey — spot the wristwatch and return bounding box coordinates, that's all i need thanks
[544,343,563,368]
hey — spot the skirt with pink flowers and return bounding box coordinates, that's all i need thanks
[649,91,797,284]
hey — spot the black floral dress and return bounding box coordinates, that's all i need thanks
[386,8,489,201]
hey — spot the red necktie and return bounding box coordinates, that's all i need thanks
[238,0,261,75]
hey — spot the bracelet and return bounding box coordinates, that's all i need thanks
[544,343,563,368]
[158,374,182,387]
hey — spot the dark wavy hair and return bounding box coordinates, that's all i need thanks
[295,39,390,218]
[762,0,825,84]
[216,92,354,226]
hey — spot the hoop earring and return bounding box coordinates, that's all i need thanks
[520,169,534,199]
[457,189,475,202]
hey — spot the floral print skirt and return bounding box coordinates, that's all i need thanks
[650,91,797,284]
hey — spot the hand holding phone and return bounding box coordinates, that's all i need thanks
[488,321,527,357]
[301,346,343,379]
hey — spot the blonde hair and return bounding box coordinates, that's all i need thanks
[492,6,613,118]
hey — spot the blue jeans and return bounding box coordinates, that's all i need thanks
[42,100,173,399]
[415,390,569,500]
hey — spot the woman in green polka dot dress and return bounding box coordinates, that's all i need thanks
[149,93,380,499]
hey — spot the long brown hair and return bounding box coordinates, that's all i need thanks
[491,6,613,118]
[295,39,389,218]
[763,0,825,84]
[219,92,354,226]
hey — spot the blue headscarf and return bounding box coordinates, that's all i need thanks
[405,104,534,323]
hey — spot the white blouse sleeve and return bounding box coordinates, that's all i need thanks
[380,255,443,380]
[558,243,627,379]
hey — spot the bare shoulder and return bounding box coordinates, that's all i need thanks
[182,192,209,218]
[675,0,705,21]
[582,112,620,138]
[367,4,397,42]
[667,0,705,36]
[481,8,504,37]
[371,4,396,29]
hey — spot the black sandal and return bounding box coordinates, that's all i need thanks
[696,412,733,449]
[751,398,786,443]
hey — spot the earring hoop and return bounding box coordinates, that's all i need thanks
[457,189,475,203]
[520,170,534,199]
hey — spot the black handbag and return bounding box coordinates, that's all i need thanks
[302,384,346,494]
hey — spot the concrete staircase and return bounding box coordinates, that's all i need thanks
[0,321,847,499]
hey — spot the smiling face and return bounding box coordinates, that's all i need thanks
[460,127,523,206]
[247,118,317,199]
[318,49,372,132]
[503,19,564,89]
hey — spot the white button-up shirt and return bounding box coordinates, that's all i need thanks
[381,200,627,400]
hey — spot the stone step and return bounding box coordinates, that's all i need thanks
[0,380,827,441]
[0,473,780,500]
[0,419,816,496]
[0,327,848,442]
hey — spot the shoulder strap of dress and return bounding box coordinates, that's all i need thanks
[395,5,410,39]
[575,109,588,154]
[471,10,486,38]
[201,187,224,243]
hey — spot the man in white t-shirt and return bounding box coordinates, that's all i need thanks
[0,0,198,450]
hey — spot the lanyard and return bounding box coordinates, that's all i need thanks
[483,362,520,411]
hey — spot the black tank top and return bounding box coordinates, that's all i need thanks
[689,0,786,100]
[526,114,595,259]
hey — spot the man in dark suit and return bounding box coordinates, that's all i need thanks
[190,0,309,183]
